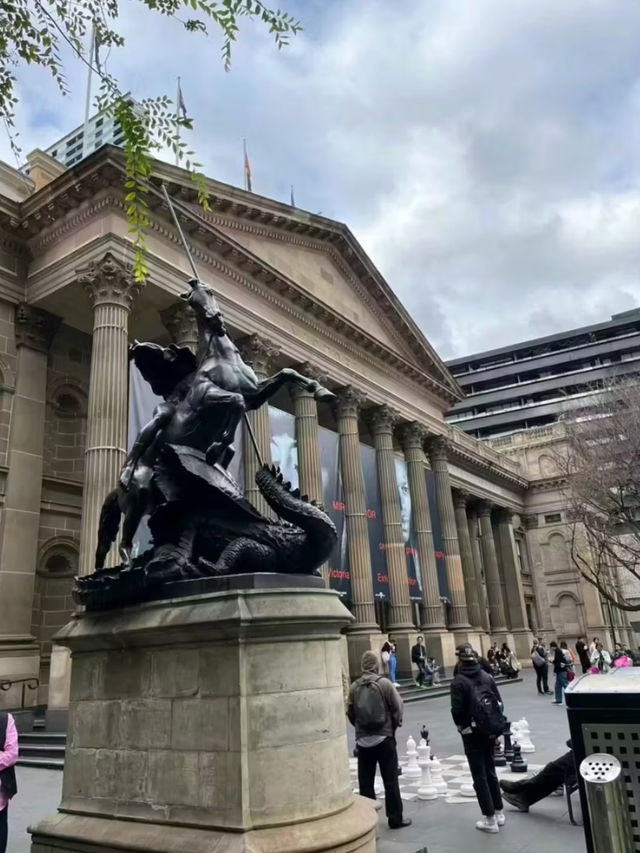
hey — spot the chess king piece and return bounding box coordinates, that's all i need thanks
[417,740,437,800]
[493,738,507,768]
[405,735,422,780]
[510,742,528,774]
[429,754,448,795]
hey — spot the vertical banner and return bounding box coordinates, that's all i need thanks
[360,443,388,601]
[394,456,423,601]
[426,468,449,600]
[269,406,299,490]
[319,425,350,599]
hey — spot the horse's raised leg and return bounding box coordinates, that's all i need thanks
[245,369,333,411]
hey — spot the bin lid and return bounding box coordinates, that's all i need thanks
[566,666,640,695]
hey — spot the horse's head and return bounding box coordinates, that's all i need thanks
[180,279,220,320]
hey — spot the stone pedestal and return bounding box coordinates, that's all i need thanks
[423,629,457,670]
[30,576,377,853]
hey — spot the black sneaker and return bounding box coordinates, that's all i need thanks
[501,791,529,813]
[499,780,519,794]
[388,818,412,829]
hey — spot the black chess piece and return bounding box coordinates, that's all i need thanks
[420,725,430,744]
[503,720,514,762]
[493,738,507,767]
[510,742,528,774]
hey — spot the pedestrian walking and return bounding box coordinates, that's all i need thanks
[0,711,18,853]
[550,641,569,704]
[411,635,431,687]
[347,651,411,830]
[575,637,590,674]
[381,635,398,685]
[531,638,551,694]
[451,643,506,834]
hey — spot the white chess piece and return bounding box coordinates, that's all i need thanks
[404,735,422,780]
[429,754,448,795]
[517,718,535,753]
[460,776,476,797]
[417,739,437,800]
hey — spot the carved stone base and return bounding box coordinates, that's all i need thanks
[30,579,376,853]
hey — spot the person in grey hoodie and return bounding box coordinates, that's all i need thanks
[347,651,410,830]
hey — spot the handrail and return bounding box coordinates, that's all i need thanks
[0,677,40,709]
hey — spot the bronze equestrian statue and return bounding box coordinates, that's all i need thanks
[80,279,337,609]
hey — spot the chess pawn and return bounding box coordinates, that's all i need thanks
[460,776,476,797]
[503,723,515,762]
[493,738,507,767]
[517,719,535,753]
[510,742,528,774]
[429,754,448,795]
[404,735,422,779]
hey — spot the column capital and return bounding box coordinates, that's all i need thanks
[161,302,198,348]
[523,514,539,530]
[476,499,494,519]
[289,362,328,400]
[397,421,429,451]
[364,404,400,436]
[14,304,61,353]
[453,490,471,510]
[237,334,279,375]
[332,385,367,420]
[496,506,515,525]
[77,252,141,311]
[427,434,449,463]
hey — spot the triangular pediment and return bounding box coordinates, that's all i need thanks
[215,226,411,357]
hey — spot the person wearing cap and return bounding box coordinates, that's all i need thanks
[450,643,506,835]
[347,651,411,830]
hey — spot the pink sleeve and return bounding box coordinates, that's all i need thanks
[0,714,18,771]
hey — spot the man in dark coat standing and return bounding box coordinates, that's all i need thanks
[451,644,505,835]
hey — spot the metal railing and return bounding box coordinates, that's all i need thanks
[0,677,40,708]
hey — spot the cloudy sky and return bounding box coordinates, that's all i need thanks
[4,0,640,359]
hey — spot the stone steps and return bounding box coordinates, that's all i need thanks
[17,732,67,770]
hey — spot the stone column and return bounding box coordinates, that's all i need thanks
[398,423,455,668]
[290,362,326,582]
[523,515,552,636]
[495,508,533,658]
[77,254,141,573]
[333,387,379,674]
[477,501,510,642]
[467,506,491,644]
[238,334,277,518]
[161,302,198,353]
[0,305,59,708]
[453,492,484,633]
[426,437,471,635]
[365,406,414,677]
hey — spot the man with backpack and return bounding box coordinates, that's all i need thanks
[0,711,18,853]
[451,644,506,835]
[347,651,411,830]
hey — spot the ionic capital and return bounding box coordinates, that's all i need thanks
[332,385,367,420]
[238,334,279,376]
[77,253,141,311]
[397,421,428,451]
[161,302,198,350]
[14,304,61,353]
[364,404,400,436]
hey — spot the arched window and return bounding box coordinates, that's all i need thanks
[557,592,582,635]
[47,386,87,481]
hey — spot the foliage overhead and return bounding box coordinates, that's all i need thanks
[0,0,301,279]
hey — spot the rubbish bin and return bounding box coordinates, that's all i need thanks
[579,754,632,852]
[566,667,640,853]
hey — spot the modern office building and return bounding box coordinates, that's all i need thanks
[445,309,640,439]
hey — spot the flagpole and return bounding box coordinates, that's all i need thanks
[175,76,181,166]
[82,22,96,159]
[243,138,247,190]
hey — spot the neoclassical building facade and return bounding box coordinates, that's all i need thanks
[0,146,626,711]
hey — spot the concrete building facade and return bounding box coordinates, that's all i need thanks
[0,145,626,712]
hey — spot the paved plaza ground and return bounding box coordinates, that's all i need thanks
[9,670,586,853]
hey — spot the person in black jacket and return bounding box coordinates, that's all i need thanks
[531,638,551,695]
[550,641,569,705]
[411,636,430,687]
[575,637,590,675]
[451,644,505,834]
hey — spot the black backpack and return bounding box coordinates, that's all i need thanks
[353,676,388,733]
[0,713,17,800]
[466,674,505,737]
